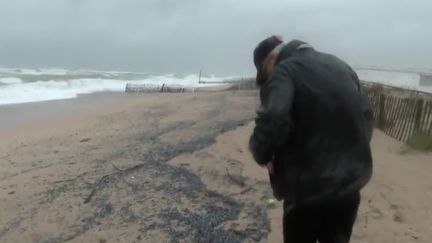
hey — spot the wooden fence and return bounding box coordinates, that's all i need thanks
[200,78,257,90]
[361,81,432,142]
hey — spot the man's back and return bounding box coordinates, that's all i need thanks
[277,47,373,204]
[250,36,374,243]
[251,40,373,204]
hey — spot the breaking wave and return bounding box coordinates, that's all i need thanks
[0,70,234,105]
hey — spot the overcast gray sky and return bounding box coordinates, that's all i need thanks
[0,0,430,75]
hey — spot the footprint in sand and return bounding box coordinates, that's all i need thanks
[390,204,406,223]
[393,210,405,223]
[352,229,367,240]
[369,207,384,220]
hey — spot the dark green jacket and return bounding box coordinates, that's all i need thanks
[250,40,373,204]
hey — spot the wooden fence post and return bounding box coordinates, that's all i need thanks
[198,69,202,84]
[414,99,424,134]
[378,93,386,129]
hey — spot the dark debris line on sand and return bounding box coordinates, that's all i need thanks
[152,192,270,243]
[82,119,237,205]
[80,118,269,243]
[0,217,23,239]
[9,94,270,243]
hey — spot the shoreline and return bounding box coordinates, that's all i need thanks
[0,91,169,149]
[0,92,124,132]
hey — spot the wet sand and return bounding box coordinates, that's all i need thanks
[0,91,431,242]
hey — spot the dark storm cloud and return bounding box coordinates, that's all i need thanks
[0,0,431,75]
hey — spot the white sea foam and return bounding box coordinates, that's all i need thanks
[3,68,429,106]
[357,70,432,93]
[357,70,419,88]
[0,73,235,105]
[0,77,23,85]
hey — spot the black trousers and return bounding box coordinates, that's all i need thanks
[283,192,360,243]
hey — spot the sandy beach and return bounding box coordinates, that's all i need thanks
[0,90,431,243]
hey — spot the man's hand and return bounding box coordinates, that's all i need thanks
[266,161,275,175]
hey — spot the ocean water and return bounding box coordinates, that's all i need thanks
[357,70,432,94]
[0,68,234,105]
[1,68,431,105]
